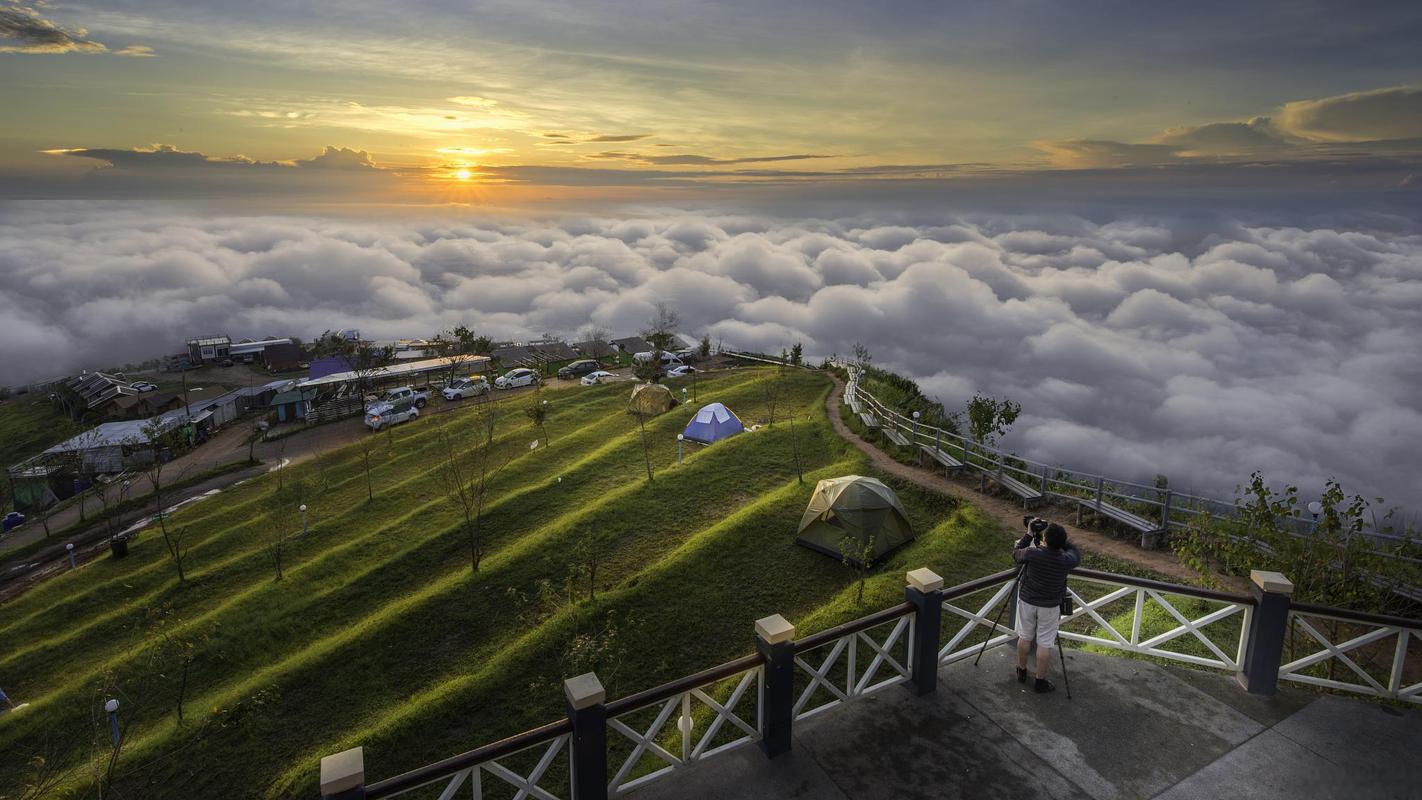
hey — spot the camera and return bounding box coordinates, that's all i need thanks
[1022,515,1049,536]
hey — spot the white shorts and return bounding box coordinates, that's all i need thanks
[1016,601,1061,648]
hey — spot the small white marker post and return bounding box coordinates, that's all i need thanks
[66,543,76,569]
[677,433,684,464]
[104,698,120,746]
[299,504,308,537]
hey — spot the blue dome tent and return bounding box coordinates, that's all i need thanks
[682,402,745,444]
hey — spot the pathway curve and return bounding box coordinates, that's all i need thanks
[824,373,1210,584]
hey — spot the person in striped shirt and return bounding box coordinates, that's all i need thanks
[1013,520,1080,693]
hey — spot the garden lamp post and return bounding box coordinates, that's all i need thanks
[677,434,684,465]
[66,542,76,569]
[1307,501,1323,534]
[105,698,120,746]
[912,410,920,442]
[299,504,308,537]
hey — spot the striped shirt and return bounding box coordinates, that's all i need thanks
[1013,536,1081,608]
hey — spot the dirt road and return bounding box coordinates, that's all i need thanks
[824,373,1217,585]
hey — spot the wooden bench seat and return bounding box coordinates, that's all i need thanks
[882,427,910,447]
[970,464,1045,509]
[1080,499,1167,547]
[859,412,880,430]
[918,445,966,473]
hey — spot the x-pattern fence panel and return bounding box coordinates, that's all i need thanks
[375,733,570,800]
[606,666,762,797]
[1280,611,1422,704]
[793,615,913,721]
[937,574,1251,673]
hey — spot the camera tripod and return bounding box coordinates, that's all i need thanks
[972,561,1073,699]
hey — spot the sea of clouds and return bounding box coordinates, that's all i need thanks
[2,203,1419,508]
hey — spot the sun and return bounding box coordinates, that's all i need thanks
[454,168,473,181]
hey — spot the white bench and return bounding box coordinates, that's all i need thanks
[859,412,880,430]
[882,427,910,447]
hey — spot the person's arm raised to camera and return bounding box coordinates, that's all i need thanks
[1013,534,1033,563]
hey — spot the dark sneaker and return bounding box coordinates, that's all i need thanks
[1015,666,1028,684]
[1034,678,1055,694]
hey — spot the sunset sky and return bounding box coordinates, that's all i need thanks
[3,1,1421,503]
[3,0,1420,206]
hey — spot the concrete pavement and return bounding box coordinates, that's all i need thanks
[631,647,1420,800]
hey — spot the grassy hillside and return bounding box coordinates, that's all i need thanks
[0,367,1012,799]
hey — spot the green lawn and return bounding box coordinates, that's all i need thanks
[0,394,71,472]
[0,368,1023,799]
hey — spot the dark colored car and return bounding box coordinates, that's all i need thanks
[558,359,602,379]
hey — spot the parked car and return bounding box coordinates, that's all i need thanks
[557,359,602,380]
[580,370,617,385]
[442,376,490,400]
[665,365,699,378]
[364,403,418,431]
[131,381,159,393]
[382,386,430,408]
[495,368,540,389]
[672,349,699,363]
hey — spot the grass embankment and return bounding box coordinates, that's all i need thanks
[0,395,71,471]
[0,367,1025,799]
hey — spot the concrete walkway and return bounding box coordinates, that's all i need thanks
[633,648,1420,800]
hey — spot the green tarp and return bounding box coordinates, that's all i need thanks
[795,475,915,564]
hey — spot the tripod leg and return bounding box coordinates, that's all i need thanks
[974,566,1024,667]
[1057,634,1072,699]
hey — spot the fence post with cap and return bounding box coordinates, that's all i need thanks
[565,672,608,800]
[320,747,365,800]
[755,614,795,758]
[905,568,944,695]
[1237,570,1293,696]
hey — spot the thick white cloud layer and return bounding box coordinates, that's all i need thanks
[2,203,1420,507]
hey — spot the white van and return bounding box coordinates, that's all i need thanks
[632,351,684,367]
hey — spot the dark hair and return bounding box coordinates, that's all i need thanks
[1045,523,1068,550]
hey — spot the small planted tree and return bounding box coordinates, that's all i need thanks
[525,388,550,445]
[965,393,1021,462]
[789,342,803,366]
[263,480,305,581]
[356,433,377,501]
[698,333,712,361]
[311,330,394,411]
[437,405,511,573]
[144,605,205,725]
[139,421,192,582]
[630,406,656,483]
[569,529,603,602]
[760,371,784,427]
[852,341,873,374]
[839,533,877,606]
[632,349,664,384]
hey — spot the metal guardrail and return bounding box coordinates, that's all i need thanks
[335,565,1421,799]
[843,369,1421,560]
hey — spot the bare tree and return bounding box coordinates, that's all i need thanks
[524,386,550,445]
[788,410,805,485]
[138,421,192,583]
[144,605,204,725]
[569,529,603,602]
[760,373,784,427]
[642,302,681,351]
[263,480,304,581]
[579,325,612,359]
[852,341,873,374]
[631,408,655,483]
[356,434,376,501]
[436,406,511,573]
[311,330,395,411]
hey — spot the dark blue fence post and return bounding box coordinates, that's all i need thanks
[755,614,796,758]
[1238,570,1294,695]
[320,747,366,800]
[565,672,608,800]
[905,568,944,695]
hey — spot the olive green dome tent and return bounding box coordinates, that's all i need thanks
[627,383,675,416]
[795,475,914,564]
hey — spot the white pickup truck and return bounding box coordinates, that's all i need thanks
[381,386,430,409]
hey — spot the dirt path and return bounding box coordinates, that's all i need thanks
[824,374,1211,585]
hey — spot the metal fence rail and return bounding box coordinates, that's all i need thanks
[330,562,1421,800]
[604,655,764,797]
[843,369,1420,557]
